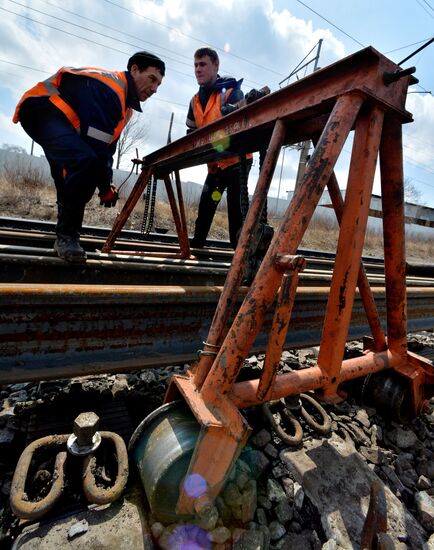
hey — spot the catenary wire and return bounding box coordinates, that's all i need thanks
[422,0,434,12]
[7,0,192,70]
[2,3,263,88]
[293,0,365,47]
[36,0,194,65]
[415,0,434,17]
[100,0,286,76]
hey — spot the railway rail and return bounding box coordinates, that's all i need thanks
[1,215,434,386]
[0,216,433,287]
[1,283,433,385]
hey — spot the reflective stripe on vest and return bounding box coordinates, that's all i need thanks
[13,67,132,143]
[192,89,252,172]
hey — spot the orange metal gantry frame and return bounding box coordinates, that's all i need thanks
[104,47,434,516]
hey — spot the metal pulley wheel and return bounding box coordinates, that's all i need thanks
[362,371,412,423]
[129,401,201,523]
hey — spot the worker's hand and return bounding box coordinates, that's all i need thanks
[99,184,119,208]
[245,86,271,104]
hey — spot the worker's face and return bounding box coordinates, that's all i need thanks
[194,56,218,87]
[130,65,163,101]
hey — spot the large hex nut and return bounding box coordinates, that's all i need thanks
[73,412,100,447]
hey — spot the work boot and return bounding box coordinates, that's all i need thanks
[54,203,86,263]
[54,234,87,263]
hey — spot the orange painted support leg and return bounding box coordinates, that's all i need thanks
[191,119,288,389]
[379,117,407,358]
[168,375,251,516]
[163,175,191,258]
[317,104,384,400]
[325,171,387,352]
[174,170,190,257]
[199,92,364,400]
[256,255,306,402]
[102,166,153,253]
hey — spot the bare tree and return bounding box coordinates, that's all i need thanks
[404,177,426,205]
[2,143,27,154]
[115,112,149,169]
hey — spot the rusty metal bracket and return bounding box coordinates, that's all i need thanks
[263,393,331,447]
[262,399,303,447]
[10,423,129,521]
[108,46,434,521]
[82,431,129,506]
[10,434,69,520]
[360,479,394,549]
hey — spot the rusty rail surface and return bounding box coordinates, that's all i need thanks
[1,284,433,385]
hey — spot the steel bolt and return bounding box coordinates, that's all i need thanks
[73,412,100,447]
[194,493,213,516]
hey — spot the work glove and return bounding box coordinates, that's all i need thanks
[245,86,271,105]
[99,184,119,208]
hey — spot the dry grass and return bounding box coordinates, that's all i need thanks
[1,170,432,263]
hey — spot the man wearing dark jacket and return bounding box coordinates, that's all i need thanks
[13,51,165,263]
[186,47,252,249]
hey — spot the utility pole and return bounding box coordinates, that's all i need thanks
[167,112,174,145]
[294,39,322,192]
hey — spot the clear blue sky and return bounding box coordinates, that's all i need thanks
[1,0,433,205]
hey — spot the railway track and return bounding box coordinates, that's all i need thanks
[1,216,433,385]
[0,216,433,287]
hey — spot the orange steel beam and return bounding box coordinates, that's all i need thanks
[102,166,152,253]
[199,91,365,400]
[102,47,413,255]
[317,151,387,352]
[191,119,288,388]
[380,116,408,358]
[316,103,385,400]
[104,46,430,516]
[162,174,190,258]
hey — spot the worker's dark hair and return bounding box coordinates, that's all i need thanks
[127,51,165,76]
[194,47,219,65]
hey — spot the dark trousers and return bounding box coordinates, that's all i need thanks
[19,100,106,237]
[192,161,252,249]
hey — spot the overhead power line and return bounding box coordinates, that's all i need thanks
[100,0,285,76]
[8,0,193,69]
[3,2,194,79]
[386,37,432,54]
[36,0,194,66]
[422,0,434,12]
[415,0,434,18]
[293,0,365,47]
[3,2,263,88]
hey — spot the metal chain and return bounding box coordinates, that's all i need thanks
[146,176,158,234]
[141,175,157,235]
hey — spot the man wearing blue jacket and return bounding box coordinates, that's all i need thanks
[186,47,253,250]
[13,51,165,263]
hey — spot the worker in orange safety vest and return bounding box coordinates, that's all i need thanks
[186,47,257,250]
[13,51,165,263]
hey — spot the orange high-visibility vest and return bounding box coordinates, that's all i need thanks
[13,67,132,143]
[192,89,252,172]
